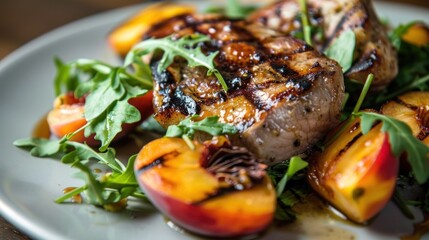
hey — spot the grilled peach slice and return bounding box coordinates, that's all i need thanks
[308,114,398,223]
[381,91,429,144]
[134,137,275,237]
[108,3,195,56]
[402,22,429,46]
[47,91,153,144]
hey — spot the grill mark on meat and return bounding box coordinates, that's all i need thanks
[321,3,366,51]
[271,61,299,77]
[152,61,201,116]
[248,0,398,90]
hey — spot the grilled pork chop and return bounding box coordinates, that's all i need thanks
[248,0,398,90]
[145,14,344,164]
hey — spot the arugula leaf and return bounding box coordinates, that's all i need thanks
[275,156,308,197]
[356,111,429,184]
[325,30,356,72]
[165,115,238,149]
[14,137,147,206]
[105,155,138,188]
[125,34,228,92]
[13,138,62,157]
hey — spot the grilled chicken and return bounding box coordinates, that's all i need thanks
[145,14,344,164]
[248,0,398,90]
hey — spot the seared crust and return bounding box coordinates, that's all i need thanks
[248,0,398,90]
[146,14,344,164]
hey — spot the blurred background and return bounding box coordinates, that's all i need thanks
[0,0,428,59]
[0,0,428,239]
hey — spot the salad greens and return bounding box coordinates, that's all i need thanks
[54,58,151,151]
[14,138,146,208]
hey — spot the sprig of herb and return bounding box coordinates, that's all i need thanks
[355,111,429,184]
[165,115,238,149]
[125,34,228,92]
[13,138,147,207]
[54,58,153,151]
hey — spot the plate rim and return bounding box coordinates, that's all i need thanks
[0,1,428,239]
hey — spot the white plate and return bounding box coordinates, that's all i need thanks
[1,1,428,239]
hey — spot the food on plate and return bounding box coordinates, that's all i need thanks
[381,91,429,146]
[308,111,398,223]
[47,91,154,144]
[144,13,344,164]
[134,136,275,237]
[12,0,429,239]
[248,0,398,90]
[108,3,196,57]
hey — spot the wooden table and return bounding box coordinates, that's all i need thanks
[0,0,428,239]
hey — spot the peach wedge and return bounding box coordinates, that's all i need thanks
[47,91,153,144]
[308,115,399,223]
[381,91,429,145]
[108,3,195,57]
[134,137,276,237]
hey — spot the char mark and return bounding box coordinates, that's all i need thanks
[321,4,367,52]
[152,61,201,116]
[270,61,300,78]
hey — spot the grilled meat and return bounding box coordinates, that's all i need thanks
[146,14,344,164]
[248,0,398,90]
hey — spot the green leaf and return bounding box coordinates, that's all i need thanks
[84,79,123,121]
[105,155,139,188]
[53,57,79,97]
[126,34,228,92]
[357,111,429,183]
[165,115,238,139]
[165,115,238,149]
[275,156,308,197]
[63,141,125,173]
[325,30,356,72]
[52,57,153,151]
[87,100,142,151]
[14,137,147,206]
[165,125,183,137]
[14,138,61,157]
